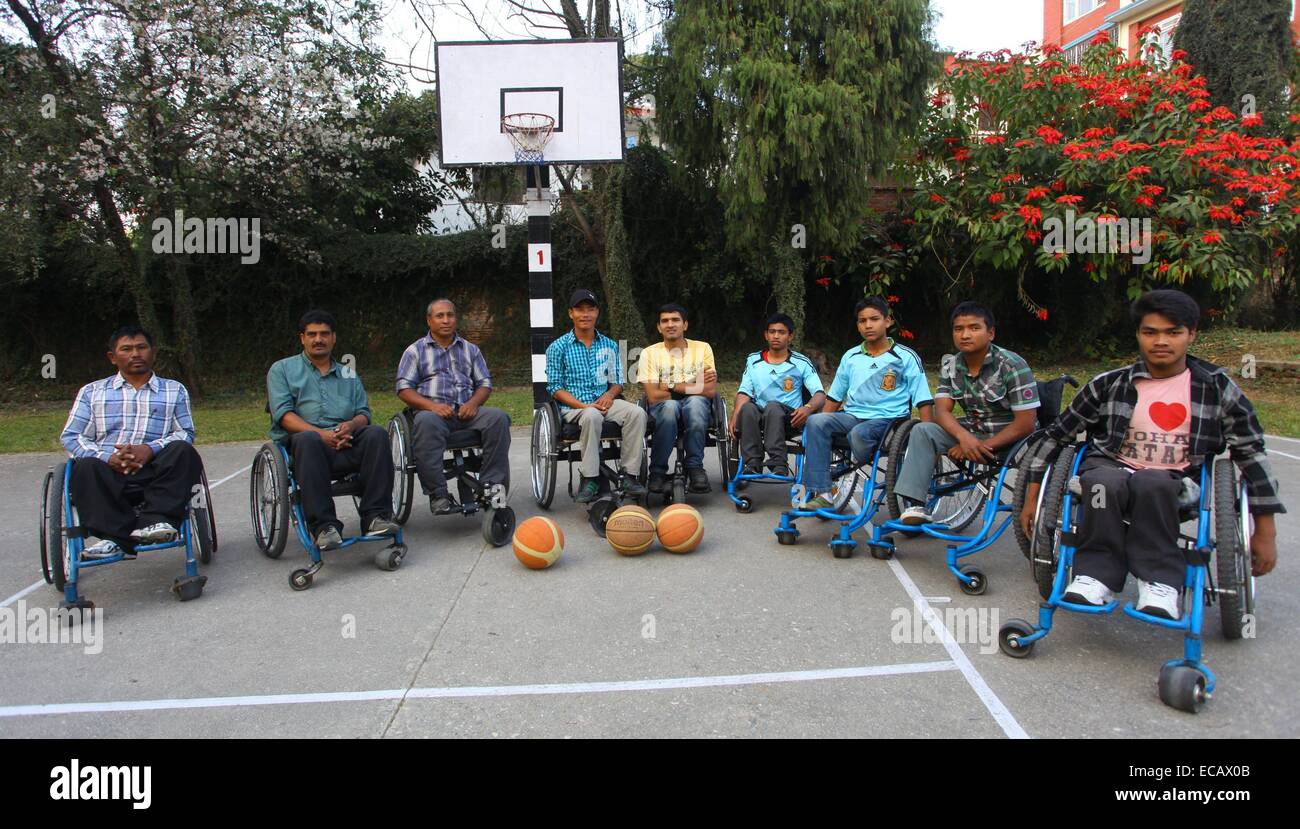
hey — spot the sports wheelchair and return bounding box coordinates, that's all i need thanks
[773,416,913,555]
[39,456,216,608]
[249,438,407,591]
[530,398,650,537]
[386,408,516,547]
[639,393,733,505]
[725,388,822,512]
[998,444,1257,714]
[864,375,1079,595]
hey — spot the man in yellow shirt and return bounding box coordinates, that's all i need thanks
[637,303,717,494]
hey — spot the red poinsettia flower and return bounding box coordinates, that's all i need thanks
[930,193,946,203]
[1036,309,1049,321]
[1171,49,1188,61]
[990,210,1007,220]
[887,295,901,303]
[1208,205,1236,221]
[1154,101,1176,114]
[900,329,915,340]
[1019,205,1043,226]
[815,277,831,287]
[1135,195,1155,208]
[988,192,1006,204]
[1025,229,1043,244]
[1202,231,1222,244]
[1126,165,1153,179]
[1241,113,1263,128]
[1055,194,1084,205]
[983,135,1007,145]
[1082,262,1096,273]
[1026,186,1050,200]
[1036,125,1064,145]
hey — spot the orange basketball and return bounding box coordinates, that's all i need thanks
[512,516,564,569]
[605,505,656,556]
[656,503,703,554]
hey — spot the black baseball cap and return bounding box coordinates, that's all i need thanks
[569,289,599,308]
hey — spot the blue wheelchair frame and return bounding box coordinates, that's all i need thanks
[272,441,407,591]
[727,453,804,512]
[999,443,1252,712]
[867,432,1037,594]
[44,459,209,608]
[773,417,909,557]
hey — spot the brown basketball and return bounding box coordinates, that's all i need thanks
[656,503,703,554]
[606,505,656,556]
[512,516,564,569]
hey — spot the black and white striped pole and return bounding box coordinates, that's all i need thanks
[526,165,552,408]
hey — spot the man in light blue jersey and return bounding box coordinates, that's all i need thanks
[729,313,826,478]
[798,297,934,510]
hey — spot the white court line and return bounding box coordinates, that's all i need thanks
[885,558,1030,739]
[0,661,959,718]
[1266,449,1300,462]
[2,461,251,609]
[1265,434,1300,444]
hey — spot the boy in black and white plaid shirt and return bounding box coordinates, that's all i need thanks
[1021,290,1282,620]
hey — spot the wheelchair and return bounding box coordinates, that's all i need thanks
[865,375,1079,595]
[639,393,733,505]
[386,408,516,547]
[997,443,1257,714]
[249,438,407,591]
[39,456,216,609]
[530,398,650,537]
[773,416,913,556]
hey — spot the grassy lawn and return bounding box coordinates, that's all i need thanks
[6,327,1299,454]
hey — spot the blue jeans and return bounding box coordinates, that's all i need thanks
[649,396,711,474]
[801,412,894,492]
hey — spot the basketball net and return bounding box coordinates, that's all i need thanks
[502,112,555,166]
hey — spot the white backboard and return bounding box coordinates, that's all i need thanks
[436,39,625,167]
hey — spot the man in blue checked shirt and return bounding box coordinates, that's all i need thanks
[545,289,647,503]
[396,298,511,515]
[60,326,202,560]
[728,313,826,478]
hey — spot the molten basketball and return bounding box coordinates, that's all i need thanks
[605,505,656,556]
[656,503,703,554]
[512,516,564,569]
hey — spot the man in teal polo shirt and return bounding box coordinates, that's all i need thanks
[267,309,398,550]
[797,297,933,510]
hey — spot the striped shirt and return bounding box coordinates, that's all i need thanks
[395,332,492,406]
[1026,355,1285,515]
[935,343,1039,435]
[60,373,195,461]
[545,330,623,410]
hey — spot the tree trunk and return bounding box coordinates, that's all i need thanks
[594,166,644,342]
[769,238,806,338]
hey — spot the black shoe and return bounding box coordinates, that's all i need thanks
[647,471,669,494]
[429,495,456,516]
[769,464,791,478]
[687,467,711,493]
[619,472,646,497]
[314,526,344,551]
[365,515,400,536]
[575,476,601,504]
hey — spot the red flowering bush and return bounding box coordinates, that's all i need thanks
[905,35,1300,321]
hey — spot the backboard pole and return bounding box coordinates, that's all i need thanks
[526,172,553,409]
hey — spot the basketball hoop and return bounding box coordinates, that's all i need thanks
[502,113,555,164]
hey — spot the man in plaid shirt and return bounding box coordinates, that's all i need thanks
[894,302,1040,525]
[396,298,511,516]
[60,326,202,560]
[1021,290,1282,620]
[545,289,647,503]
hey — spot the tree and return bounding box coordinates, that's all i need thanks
[1174,0,1294,133]
[654,0,936,335]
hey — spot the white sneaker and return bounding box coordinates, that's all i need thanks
[1137,580,1181,620]
[130,523,177,544]
[900,505,932,525]
[1063,575,1114,606]
[81,539,123,561]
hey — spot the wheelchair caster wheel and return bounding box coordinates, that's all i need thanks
[171,575,207,602]
[998,619,1035,658]
[959,567,987,596]
[869,545,894,560]
[482,507,516,547]
[831,542,855,559]
[735,497,753,514]
[776,530,797,546]
[1158,664,1207,713]
[376,545,405,571]
[289,569,313,591]
[589,499,617,538]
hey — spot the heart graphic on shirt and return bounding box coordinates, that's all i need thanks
[1149,401,1187,431]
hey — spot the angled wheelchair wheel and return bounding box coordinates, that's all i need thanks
[250,442,290,559]
[193,467,217,565]
[1032,447,1076,601]
[530,404,559,509]
[713,395,734,487]
[388,413,415,526]
[927,456,987,533]
[1010,464,1034,559]
[42,462,71,591]
[1214,457,1255,640]
[884,419,919,521]
[828,463,862,515]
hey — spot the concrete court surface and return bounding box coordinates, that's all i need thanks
[1,428,1297,739]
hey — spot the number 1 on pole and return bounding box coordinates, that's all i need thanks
[528,243,552,272]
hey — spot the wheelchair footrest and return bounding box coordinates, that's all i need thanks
[171,575,207,602]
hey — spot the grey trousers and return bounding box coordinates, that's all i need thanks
[893,421,959,504]
[563,398,646,479]
[736,400,791,470]
[411,407,511,498]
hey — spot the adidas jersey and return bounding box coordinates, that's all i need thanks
[827,339,933,420]
[737,350,824,409]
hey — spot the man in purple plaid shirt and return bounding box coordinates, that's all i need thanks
[60,326,202,560]
[396,299,511,516]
